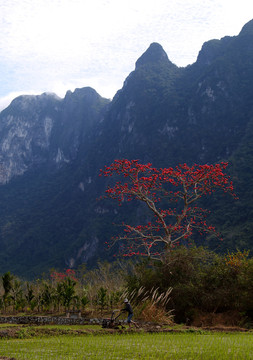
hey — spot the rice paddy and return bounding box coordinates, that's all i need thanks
[0,328,252,359]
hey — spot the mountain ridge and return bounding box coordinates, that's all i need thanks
[0,20,253,277]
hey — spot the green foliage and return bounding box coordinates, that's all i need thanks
[60,277,77,310]
[96,287,108,314]
[1,272,26,312]
[10,279,24,311]
[126,246,253,324]
[80,294,89,310]
[40,282,54,311]
[25,282,35,305]
[0,252,252,327]
[2,271,13,296]
[0,260,132,315]
[108,291,122,310]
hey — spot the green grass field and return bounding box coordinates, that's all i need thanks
[0,330,252,359]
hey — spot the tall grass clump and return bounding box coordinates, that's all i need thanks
[121,286,174,323]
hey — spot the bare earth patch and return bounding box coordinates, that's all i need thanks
[0,324,250,339]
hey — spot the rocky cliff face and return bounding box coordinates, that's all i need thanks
[0,88,110,183]
[0,93,60,183]
[0,20,253,277]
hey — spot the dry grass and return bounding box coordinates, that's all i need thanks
[121,287,174,324]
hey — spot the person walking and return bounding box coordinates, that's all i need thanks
[121,298,139,328]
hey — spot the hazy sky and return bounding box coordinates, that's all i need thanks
[0,0,252,110]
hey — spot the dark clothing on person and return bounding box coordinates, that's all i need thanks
[121,300,138,328]
[122,302,133,315]
[122,302,134,323]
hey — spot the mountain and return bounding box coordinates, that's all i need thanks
[0,88,109,183]
[1,20,253,278]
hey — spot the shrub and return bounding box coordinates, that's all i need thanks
[125,246,253,324]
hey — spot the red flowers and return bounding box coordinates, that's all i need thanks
[50,269,77,282]
[101,159,236,260]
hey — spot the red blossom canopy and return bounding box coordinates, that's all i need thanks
[101,159,236,259]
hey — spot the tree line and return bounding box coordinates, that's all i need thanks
[0,247,252,327]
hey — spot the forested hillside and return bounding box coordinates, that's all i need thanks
[0,20,253,278]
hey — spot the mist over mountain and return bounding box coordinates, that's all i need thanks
[1,20,253,278]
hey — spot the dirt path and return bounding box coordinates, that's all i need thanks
[0,324,251,339]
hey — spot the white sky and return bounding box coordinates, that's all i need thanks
[0,0,252,110]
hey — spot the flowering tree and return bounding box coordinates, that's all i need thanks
[100,159,236,260]
[50,269,77,283]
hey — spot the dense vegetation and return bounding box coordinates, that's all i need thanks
[1,247,252,327]
[126,247,253,325]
